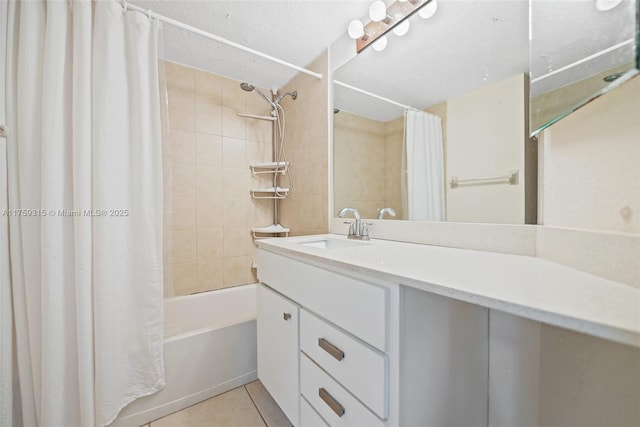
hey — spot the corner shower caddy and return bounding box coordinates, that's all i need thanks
[238,83,297,241]
[250,163,290,200]
[249,161,290,238]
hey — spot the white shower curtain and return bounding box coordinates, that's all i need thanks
[0,3,14,426]
[402,110,445,221]
[5,0,165,425]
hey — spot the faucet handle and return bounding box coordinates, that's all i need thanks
[343,221,356,237]
[360,222,373,241]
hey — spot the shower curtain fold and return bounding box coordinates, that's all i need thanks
[5,0,165,425]
[402,110,445,221]
[0,3,13,426]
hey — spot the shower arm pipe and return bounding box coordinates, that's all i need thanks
[120,1,323,80]
[333,80,417,111]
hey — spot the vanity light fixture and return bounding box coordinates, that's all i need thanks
[373,35,388,51]
[348,20,367,40]
[347,0,433,52]
[369,1,388,22]
[595,0,623,11]
[393,19,410,36]
[418,0,438,19]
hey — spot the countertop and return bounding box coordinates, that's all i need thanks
[257,234,640,348]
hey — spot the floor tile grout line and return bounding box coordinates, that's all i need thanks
[244,384,269,427]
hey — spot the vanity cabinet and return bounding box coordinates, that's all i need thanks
[257,247,488,426]
[258,249,396,426]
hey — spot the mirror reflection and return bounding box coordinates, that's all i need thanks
[333,0,536,224]
[530,0,638,135]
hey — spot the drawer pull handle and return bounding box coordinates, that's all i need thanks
[319,387,345,417]
[318,338,344,361]
[283,312,291,321]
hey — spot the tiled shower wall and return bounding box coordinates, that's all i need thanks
[279,51,330,235]
[333,112,386,219]
[164,61,273,295]
[332,101,447,220]
[383,115,404,219]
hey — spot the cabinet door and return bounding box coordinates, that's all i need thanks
[257,284,300,425]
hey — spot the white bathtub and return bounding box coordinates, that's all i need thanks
[112,284,258,427]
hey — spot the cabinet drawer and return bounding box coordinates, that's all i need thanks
[301,354,385,427]
[258,249,388,351]
[300,310,388,419]
[301,396,328,426]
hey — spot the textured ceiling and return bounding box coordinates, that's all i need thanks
[334,0,637,121]
[334,1,530,122]
[130,0,637,121]
[131,0,371,89]
[530,0,636,95]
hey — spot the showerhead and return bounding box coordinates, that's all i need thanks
[240,82,274,106]
[240,82,255,92]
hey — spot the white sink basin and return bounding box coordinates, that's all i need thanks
[299,238,369,250]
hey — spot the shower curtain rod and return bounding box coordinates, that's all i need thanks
[333,80,417,111]
[121,1,323,80]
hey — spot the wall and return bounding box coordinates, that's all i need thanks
[333,101,447,221]
[333,111,386,219]
[541,75,640,234]
[279,51,330,236]
[164,61,273,295]
[446,74,530,224]
[383,115,404,219]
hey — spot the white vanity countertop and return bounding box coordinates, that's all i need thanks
[257,234,640,348]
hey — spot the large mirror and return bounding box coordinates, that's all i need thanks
[530,0,639,135]
[333,0,536,224]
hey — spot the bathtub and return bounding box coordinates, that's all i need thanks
[111,284,258,427]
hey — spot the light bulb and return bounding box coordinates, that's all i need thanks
[369,1,387,22]
[596,0,622,11]
[348,20,364,39]
[372,36,388,51]
[393,19,410,36]
[418,0,438,19]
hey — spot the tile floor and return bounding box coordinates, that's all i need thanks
[144,380,292,427]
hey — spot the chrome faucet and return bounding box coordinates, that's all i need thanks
[338,207,362,239]
[378,207,397,220]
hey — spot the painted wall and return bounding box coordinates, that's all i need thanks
[446,74,530,224]
[279,51,330,236]
[541,75,640,234]
[164,61,272,295]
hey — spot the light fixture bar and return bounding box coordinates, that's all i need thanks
[121,0,323,80]
[334,80,417,111]
[354,0,430,53]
